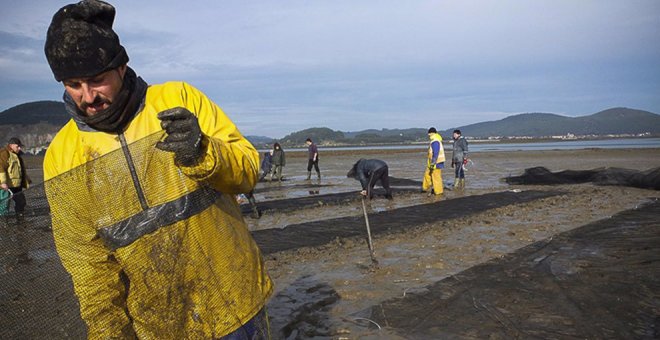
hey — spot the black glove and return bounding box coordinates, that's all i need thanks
[156,107,204,166]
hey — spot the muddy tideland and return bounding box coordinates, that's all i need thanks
[1,147,659,339]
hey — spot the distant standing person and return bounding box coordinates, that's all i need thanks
[347,159,393,199]
[306,138,321,180]
[0,137,31,219]
[451,129,469,188]
[422,127,445,195]
[260,150,272,181]
[270,142,286,181]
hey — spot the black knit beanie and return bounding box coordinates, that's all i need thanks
[45,0,129,82]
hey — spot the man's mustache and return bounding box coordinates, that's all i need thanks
[81,96,111,111]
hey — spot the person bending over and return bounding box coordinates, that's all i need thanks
[347,158,393,200]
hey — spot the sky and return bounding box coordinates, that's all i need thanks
[1,1,659,138]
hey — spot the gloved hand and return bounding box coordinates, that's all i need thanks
[156,107,204,166]
[360,190,367,196]
[428,164,435,172]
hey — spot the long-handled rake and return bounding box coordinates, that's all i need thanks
[361,197,378,266]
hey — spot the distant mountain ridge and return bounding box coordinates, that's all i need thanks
[271,108,660,146]
[0,101,68,125]
[1,102,658,151]
[454,108,660,138]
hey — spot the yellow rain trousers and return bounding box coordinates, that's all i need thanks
[421,133,445,195]
[44,81,272,339]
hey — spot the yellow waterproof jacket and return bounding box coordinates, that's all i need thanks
[44,82,272,339]
[427,132,445,167]
[0,146,30,188]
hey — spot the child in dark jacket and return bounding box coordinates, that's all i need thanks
[260,151,272,181]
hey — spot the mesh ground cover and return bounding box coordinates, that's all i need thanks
[506,166,660,190]
[253,190,561,255]
[1,175,557,339]
[365,198,660,338]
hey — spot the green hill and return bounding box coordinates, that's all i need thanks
[444,108,660,138]
[279,127,346,145]
[0,100,68,125]
[572,108,660,135]
[0,101,68,152]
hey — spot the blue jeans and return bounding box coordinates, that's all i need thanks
[454,161,465,179]
[220,309,270,340]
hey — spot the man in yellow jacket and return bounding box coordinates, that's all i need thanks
[422,127,445,195]
[43,1,272,338]
[0,137,31,218]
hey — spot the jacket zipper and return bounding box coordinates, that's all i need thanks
[119,133,149,210]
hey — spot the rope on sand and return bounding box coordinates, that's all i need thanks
[352,317,382,330]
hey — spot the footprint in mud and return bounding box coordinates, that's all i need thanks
[267,275,340,339]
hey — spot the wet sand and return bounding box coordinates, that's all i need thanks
[250,147,660,338]
[366,199,660,338]
[3,147,660,339]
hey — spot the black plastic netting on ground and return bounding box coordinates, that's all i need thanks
[1,183,84,339]
[505,166,660,190]
[1,132,270,339]
[365,198,660,338]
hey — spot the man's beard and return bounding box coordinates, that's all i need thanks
[62,67,147,133]
[80,95,112,114]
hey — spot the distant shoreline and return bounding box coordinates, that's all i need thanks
[258,137,660,154]
[253,135,659,149]
[20,145,660,185]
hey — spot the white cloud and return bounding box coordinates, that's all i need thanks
[0,0,659,137]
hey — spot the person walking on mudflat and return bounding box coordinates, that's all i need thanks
[42,1,271,338]
[451,129,469,189]
[270,142,286,181]
[306,138,321,180]
[0,137,31,219]
[260,150,272,181]
[422,127,445,195]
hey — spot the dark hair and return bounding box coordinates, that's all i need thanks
[273,142,281,149]
[347,159,363,178]
[305,138,312,143]
[427,127,437,134]
[453,129,461,135]
[8,137,23,146]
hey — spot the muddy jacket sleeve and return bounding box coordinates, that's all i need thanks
[175,83,259,194]
[0,150,8,185]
